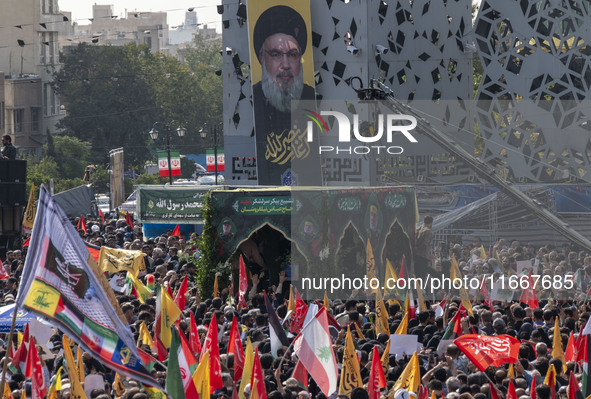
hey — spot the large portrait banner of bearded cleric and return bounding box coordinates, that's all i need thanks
[248,0,321,186]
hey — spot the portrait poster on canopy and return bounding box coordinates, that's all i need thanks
[247,0,320,186]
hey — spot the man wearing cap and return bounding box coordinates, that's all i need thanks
[252,5,317,184]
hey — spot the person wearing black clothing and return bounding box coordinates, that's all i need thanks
[1,135,16,160]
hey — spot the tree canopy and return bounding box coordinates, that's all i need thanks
[54,35,222,171]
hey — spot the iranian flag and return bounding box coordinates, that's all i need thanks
[206,149,225,172]
[158,151,181,177]
[293,307,338,397]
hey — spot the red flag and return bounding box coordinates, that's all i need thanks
[22,324,29,344]
[454,334,521,372]
[565,331,576,363]
[489,382,500,399]
[25,337,47,399]
[568,370,583,399]
[368,347,386,399]
[506,380,518,399]
[174,275,188,313]
[22,237,30,247]
[576,333,587,362]
[77,215,87,234]
[251,348,267,399]
[289,288,309,334]
[98,208,105,224]
[86,243,101,262]
[238,255,248,308]
[416,385,429,399]
[452,309,463,337]
[519,271,539,309]
[291,360,308,390]
[126,211,133,227]
[398,254,406,282]
[480,275,492,309]
[0,260,10,280]
[13,334,28,373]
[530,374,536,399]
[227,315,244,381]
[189,312,202,356]
[171,224,180,238]
[200,317,223,392]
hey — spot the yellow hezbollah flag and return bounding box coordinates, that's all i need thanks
[392,352,420,393]
[47,367,63,399]
[62,335,87,399]
[193,350,211,399]
[323,291,330,310]
[160,288,182,348]
[384,259,399,304]
[414,275,427,313]
[395,295,410,335]
[451,255,473,316]
[480,245,487,260]
[375,290,390,336]
[77,345,85,383]
[507,363,514,379]
[366,239,379,295]
[288,286,295,313]
[551,317,566,371]
[98,246,145,276]
[213,275,219,298]
[339,327,362,396]
[239,338,254,399]
[139,321,154,349]
[22,183,36,230]
[113,373,125,397]
[354,322,366,340]
[129,272,153,304]
[381,338,391,376]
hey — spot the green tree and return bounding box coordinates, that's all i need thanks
[181,157,196,179]
[45,136,91,179]
[54,43,157,169]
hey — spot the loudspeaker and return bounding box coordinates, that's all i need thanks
[0,182,26,206]
[0,160,27,182]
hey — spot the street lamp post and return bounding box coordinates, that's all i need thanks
[199,123,221,185]
[149,121,186,185]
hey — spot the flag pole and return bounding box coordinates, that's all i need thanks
[0,304,20,392]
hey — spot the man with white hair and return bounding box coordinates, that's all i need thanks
[251,5,317,184]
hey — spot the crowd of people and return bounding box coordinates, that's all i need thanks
[1,213,590,399]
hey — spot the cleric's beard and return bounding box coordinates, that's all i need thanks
[261,60,304,113]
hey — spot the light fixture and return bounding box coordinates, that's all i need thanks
[149,128,159,140]
[199,127,207,139]
[176,125,186,137]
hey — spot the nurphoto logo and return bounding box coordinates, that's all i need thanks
[305,110,418,155]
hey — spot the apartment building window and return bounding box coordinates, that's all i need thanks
[14,109,24,134]
[0,101,4,131]
[43,0,55,14]
[44,83,57,116]
[31,107,41,133]
[40,32,57,65]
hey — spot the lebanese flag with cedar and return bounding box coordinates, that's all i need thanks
[454,334,520,372]
[227,315,244,381]
[293,307,338,397]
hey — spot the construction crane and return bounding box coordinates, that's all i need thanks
[353,79,591,252]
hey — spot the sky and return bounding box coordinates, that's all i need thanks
[57,0,222,32]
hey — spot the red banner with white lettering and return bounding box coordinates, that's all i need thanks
[454,334,521,372]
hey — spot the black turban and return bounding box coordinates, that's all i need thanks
[252,5,307,62]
